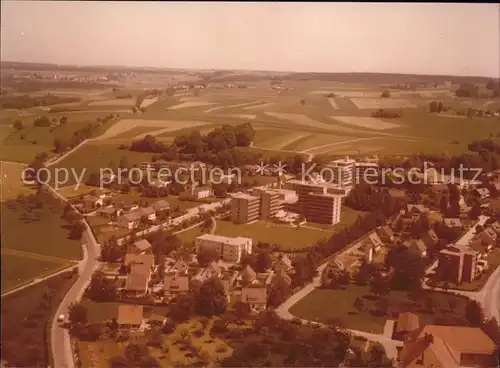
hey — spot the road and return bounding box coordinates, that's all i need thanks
[476,265,500,323]
[274,253,404,360]
[47,184,101,368]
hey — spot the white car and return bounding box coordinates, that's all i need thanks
[57,314,65,323]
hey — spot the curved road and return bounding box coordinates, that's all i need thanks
[47,184,101,368]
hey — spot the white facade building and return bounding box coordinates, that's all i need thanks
[195,234,253,263]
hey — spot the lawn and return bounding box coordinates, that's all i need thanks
[289,284,468,334]
[1,252,72,292]
[214,219,330,250]
[1,270,78,368]
[304,206,367,231]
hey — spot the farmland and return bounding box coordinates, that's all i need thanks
[2,80,497,167]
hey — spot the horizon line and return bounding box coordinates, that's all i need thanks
[1,59,497,80]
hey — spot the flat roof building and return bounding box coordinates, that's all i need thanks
[305,192,342,225]
[230,193,260,224]
[196,234,253,263]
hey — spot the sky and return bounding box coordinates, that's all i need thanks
[1,2,499,77]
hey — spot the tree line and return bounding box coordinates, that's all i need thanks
[0,93,80,109]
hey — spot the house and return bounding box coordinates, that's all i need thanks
[273,253,293,274]
[474,187,490,200]
[194,261,222,282]
[406,204,429,219]
[490,221,500,235]
[138,206,156,222]
[117,200,139,212]
[239,265,257,285]
[117,305,143,329]
[191,186,213,200]
[152,199,170,214]
[422,229,439,249]
[132,239,152,253]
[124,253,155,269]
[398,325,496,368]
[479,227,497,247]
[240,286,267,312]
[489,198,500,212]
[166,260,189,274]
[377,225,395,242]
[429,183,449,197]
[364,232,384,251]
[124,264,152,297]
[97,206,120,218]
[116,211,141,229]
[443,218,462,228]
[393,312,420,341]
[164,274,190,301]
[149,179,170,188]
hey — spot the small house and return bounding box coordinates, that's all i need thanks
[240,286,267,313]
[117,305,143,329]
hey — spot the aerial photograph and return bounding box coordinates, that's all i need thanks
[1,1,499,367]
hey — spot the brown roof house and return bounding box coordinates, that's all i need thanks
[124,264,152,297]
[239,265,257,285]
[240,285,268,313]
[124,253,155,269]
[393,312,420,341]
[152,199,170,214]
[377,225,395,242]
[398,325,496,368]
[164,274,190,302]
[116,211,142,229]
[132,239,152,253]
[443,218,462,229]
[117,305,144,329]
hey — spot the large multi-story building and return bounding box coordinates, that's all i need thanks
[324,156,356,192]
[251,187,283,220]
[195,234,253,263]
[437,245,478,284]
[355,162,380,185]
[230,193,261,224]
[305,193,342,225]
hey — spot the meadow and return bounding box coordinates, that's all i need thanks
[289,284,468,334]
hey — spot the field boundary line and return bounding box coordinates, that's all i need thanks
[1,263,78,297]
[1,247,78,264]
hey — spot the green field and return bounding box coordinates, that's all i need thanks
[289,284,468,334]
[213,219,330,250]
[1,195,82,291]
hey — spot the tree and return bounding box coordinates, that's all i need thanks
[300,99,306,105]
[124,343,149,363]
[267,275,291,308]
[13,120,23,131]
[366,343,392,367]
[195,277,228,317]
[380,91,391,98]
[468,202,482,220]
[386,246,426,291]
[424,296,435,313]
[353,297,364,312]
[448,297,458,313]
[68,302,88,326]
[197,245,220,267]
[119,156,129,171]
[465,300,484,326]
[255,251,272,272]
[60,116,68,125]
[69,221,86,240]
[88,270,117,301]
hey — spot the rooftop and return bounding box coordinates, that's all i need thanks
[117,305,143,326]
[197,234,252,246]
